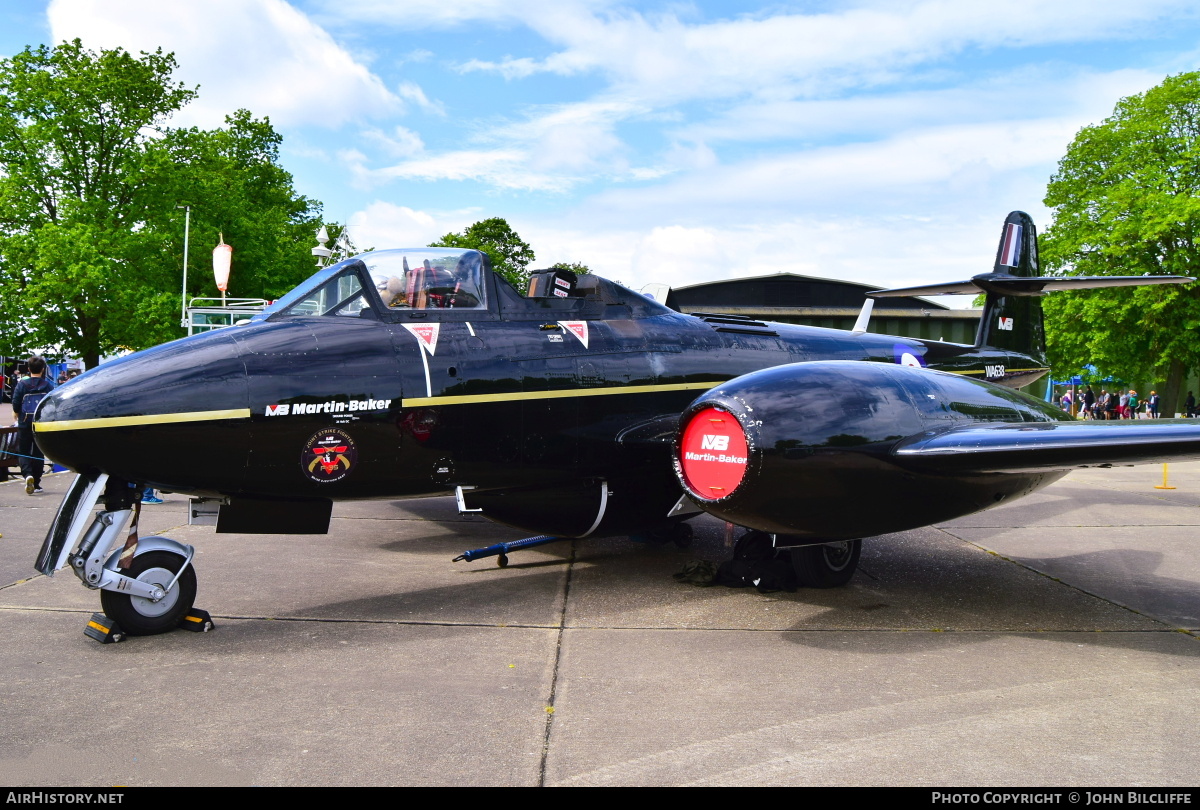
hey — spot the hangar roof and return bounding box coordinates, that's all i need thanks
[667,272,949,312]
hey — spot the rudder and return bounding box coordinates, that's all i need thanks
[974,210,1047,362]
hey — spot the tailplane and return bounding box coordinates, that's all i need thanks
[867,210,1193,357]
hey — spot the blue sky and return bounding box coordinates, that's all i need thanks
[3,0,1199,299]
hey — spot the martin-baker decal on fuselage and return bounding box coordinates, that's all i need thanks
[266,399,393,417]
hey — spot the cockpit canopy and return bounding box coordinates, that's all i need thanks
[364,249,485,311]
[266,249,486,320]
[260,246,671,324]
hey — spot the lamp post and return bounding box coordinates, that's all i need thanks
[312,225,353,268]
[178,204,191,329]
[312,225,332,266]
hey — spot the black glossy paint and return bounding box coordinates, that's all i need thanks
[674,362,1071,540]
[31,238,1083,541]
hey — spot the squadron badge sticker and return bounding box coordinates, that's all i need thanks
[302,429,358,484]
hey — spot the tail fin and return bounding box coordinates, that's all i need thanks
[975,210,1045,357]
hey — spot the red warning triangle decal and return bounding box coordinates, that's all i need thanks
[403,323,440,355]
[558,321,589,348]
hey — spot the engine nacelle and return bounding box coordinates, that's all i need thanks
[674,361,1066,541]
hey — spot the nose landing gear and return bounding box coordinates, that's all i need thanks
[35,474,212,640]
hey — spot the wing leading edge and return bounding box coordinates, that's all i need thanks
[892,420,1200,474]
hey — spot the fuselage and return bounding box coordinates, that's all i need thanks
[34,249,1054,537]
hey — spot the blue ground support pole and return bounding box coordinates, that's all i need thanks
[453,535,565,567]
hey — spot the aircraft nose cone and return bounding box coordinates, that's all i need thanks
[35,332,250,491]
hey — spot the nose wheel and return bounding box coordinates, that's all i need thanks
[99,550,197,636]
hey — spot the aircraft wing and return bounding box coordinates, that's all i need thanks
[891,420,1200,474]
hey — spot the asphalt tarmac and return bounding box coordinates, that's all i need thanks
[1,430,1198,785]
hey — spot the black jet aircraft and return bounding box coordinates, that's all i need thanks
[30,211,1200,635]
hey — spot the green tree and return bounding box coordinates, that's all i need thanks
[549,261,590,275]
[434,217,535,290]
[131,109,323,346]
[0,40,324,368]
[1041,71,1200,414]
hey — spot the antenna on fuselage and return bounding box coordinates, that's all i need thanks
[851,298,874,334]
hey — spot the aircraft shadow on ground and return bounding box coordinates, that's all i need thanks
[273,564,573,626]
[280,524,1200,661]
[941,484,1200,530]
[781,544,1200,656]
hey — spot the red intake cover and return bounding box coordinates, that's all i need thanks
[679,406,749,500]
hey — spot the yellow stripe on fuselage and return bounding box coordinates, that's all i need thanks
[400,381,721,408]
[30,366,1049,432]
[34,408,253,433]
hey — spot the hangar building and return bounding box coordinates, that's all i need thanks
[662,272,982,345]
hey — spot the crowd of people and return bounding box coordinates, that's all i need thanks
[1056,386,1199,419]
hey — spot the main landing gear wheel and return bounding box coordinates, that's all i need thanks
[99,551,197,636]
[791,539,861,588]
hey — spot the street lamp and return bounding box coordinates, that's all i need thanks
[312,225,353,268]
[178,205,191,329]
[312,225,332,266]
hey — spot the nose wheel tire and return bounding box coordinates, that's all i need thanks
[99,550,197,636]
[791,539,861,588]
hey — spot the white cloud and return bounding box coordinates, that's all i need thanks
[575,118,1076,227]
[350,99,648,190]
[307,0,1186,201]
[675,68,1164,146]
[402,0,1197,107]
[313,0,612,28]
[396,81,445,116]
[347,201,449,249]
[362,125,425,157]
[360,148,570,191]
[47,0,401,128]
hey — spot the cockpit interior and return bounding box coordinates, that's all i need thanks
[259,248,670,324]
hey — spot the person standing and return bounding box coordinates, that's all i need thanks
[11,355,54,495]
[1147,391,1160,418]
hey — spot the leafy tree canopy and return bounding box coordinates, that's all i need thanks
[0,40,326,369]
[548,261,590,275]
[434,217,535,290]
[1041,71,1200,412]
